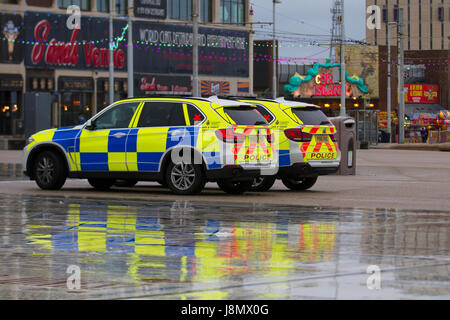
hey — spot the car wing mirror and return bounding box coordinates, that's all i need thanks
[84,120,95,130]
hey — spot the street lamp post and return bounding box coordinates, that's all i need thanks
[387,21,397,143]
[192,0,200,97]
[109,0,114,105]
[339,0,346,116]
[272,0,280,99]
[127,0,134,98]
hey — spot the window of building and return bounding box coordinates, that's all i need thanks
[0,0,19,3]
[97,0,128,15]
[168,0,211,22]
[58,0,91,11]
[221,0,245,24]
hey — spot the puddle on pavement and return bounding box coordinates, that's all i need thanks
[0,193,449,299]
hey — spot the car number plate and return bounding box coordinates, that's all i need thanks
[315,135,329,143]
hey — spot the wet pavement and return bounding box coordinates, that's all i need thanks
[0,163,26,181]
[0,192,449,300]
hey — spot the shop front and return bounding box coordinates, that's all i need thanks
[283,62,375,117]
[97,78,128,112]
[134,74,192,97]
[401,84,449,143]
[0,75,24,136]
[59,77,94,127]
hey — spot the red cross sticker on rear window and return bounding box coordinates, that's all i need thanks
[264,114,271,121]
[193,114,202,122]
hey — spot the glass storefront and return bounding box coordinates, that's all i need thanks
[58,77,94,127]
[61,92,93,126]
[0,75,23,136]
[96,78,128,113]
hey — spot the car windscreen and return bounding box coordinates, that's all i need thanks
[222,107,268,125]
[291,107,329,125]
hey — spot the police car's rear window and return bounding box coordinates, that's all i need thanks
[291,108,329,125]
[222,107,268,125]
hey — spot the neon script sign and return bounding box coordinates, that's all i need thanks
[313,73,341,96]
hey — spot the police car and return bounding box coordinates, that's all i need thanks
[234,97,341,191]
[23,97,276,195]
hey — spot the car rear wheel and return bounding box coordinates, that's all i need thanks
[217,180,253,195]
[88,178,116,190]
[165,162,205,195]
[250,176,277,192]
[114,179,138,187]
[34,151,67,190]
[281,176,318,191]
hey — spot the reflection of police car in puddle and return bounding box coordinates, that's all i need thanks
[23,97,276,195]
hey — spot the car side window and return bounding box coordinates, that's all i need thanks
[137,102,186,127]
[187,104,205,125]
[255,104,275,124]
[94,102,140,130]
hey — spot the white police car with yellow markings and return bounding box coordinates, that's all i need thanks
[23,97,277,195]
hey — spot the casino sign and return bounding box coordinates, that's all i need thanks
[284,62,369,99]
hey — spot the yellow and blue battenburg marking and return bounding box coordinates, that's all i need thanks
[43,125,223,172]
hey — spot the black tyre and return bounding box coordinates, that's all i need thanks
[281,176,318,191]
[165,161,205,195]
[250,176,277,192]
[33,150,67,190]
[217,180,253,195]
[88,178,116,190]
[115,179,138,187]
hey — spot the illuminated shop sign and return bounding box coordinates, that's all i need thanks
[313,73,341,96]
[405,84,439,104]
[24,12,127,71]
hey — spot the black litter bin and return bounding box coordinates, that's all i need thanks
[329,117,356,175]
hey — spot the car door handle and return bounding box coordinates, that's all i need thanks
[112,132,126,138]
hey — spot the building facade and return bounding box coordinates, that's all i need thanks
[366,0,449,51]
[0,0,253,140]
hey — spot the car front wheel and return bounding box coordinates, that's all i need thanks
[88,178,116,190]
[33,151,67,190]
[217,180,253,194]
[250,176,277,192]
[281,176,318,191]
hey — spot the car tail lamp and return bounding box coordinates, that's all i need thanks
[284,129,313,142]
[215,129,246,143]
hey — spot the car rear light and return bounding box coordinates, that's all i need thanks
[284,128,313,142]
[266,132,274,144]
[215,129,246,143]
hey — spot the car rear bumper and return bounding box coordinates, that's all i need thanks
[206,165,261,182]
[277,161,340,178]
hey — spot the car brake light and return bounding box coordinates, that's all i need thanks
[284,128,312,142]
[215,129,246,143]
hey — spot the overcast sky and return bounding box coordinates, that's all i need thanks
[252,0,366,62]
